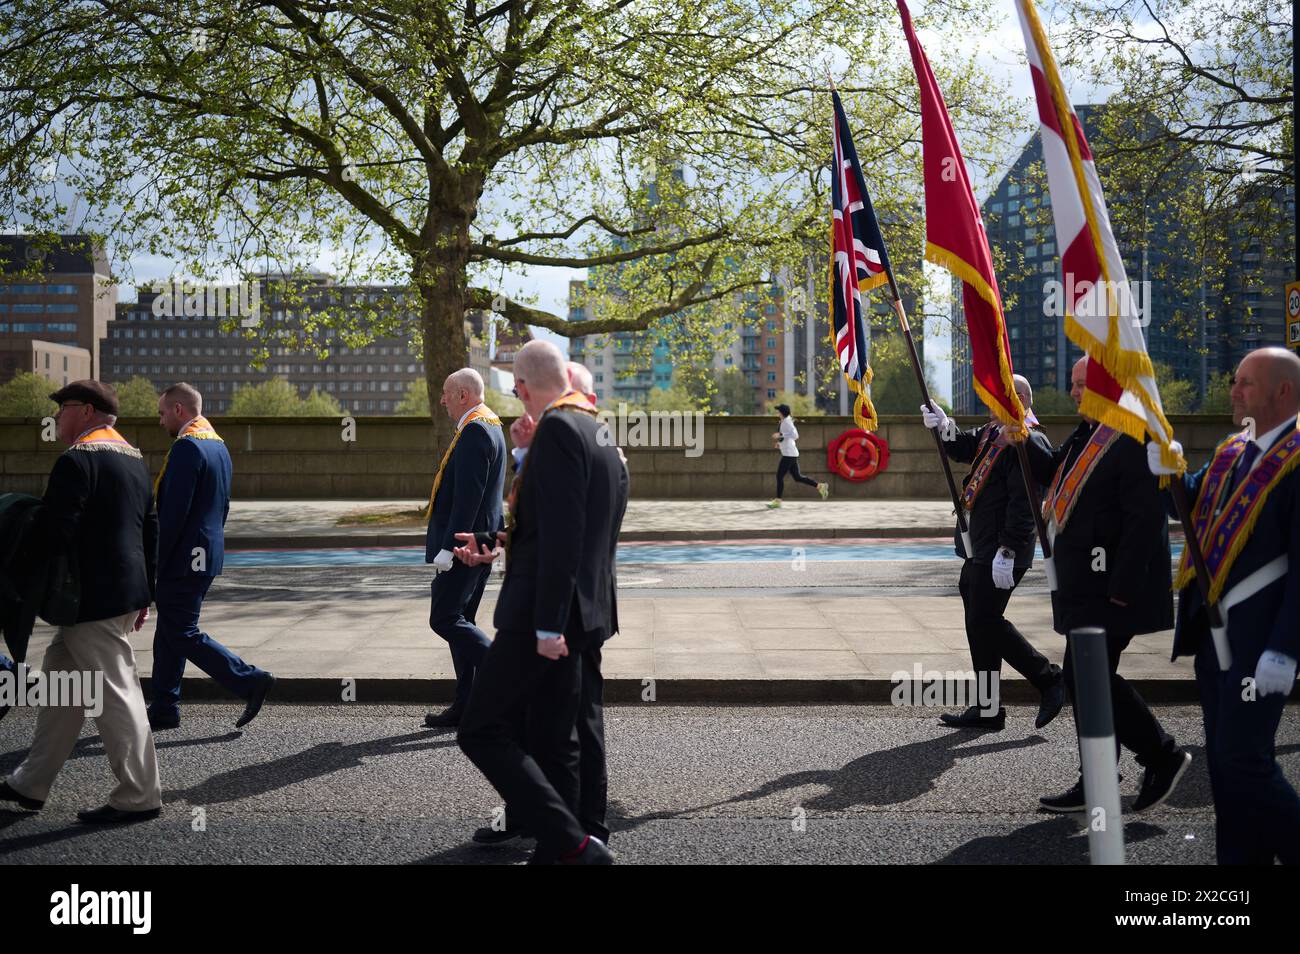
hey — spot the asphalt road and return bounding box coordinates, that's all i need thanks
[4,702,1290,864]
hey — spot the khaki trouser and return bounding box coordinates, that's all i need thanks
[7,611,161,811]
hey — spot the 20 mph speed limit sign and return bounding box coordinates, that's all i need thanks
[1289,282,1300,347]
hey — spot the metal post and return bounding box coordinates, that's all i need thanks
[1070,626,1125,865]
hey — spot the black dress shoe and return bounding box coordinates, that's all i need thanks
[472,823,533,845]
[76,804,161,825]
[938,706,1006,730]
[0,780,43,811]
[1035,667,1066,729]
[147,708,180,731]
[236,673,275,729]
[558,835,614,865]
[424,707,462,729]
[1133,749,1191,812]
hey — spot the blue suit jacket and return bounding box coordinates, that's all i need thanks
[1170,426,1300,664]
[156,436,231,580]
[426,419,506,562]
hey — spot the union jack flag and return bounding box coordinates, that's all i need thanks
[830,90,889,389]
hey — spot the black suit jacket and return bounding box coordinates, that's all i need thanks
[494,408,628,649]
[1167,426,1300,663]
[1025,420,1173,637]
[944,423,1049,567]
[41,442,158,623]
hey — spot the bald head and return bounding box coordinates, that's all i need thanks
[514,340,569,416]
[440,367,485,423]
[1232,347,1300,433]
[567,361,596,402]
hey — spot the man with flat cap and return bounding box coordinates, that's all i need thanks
[0,380,162,824]
[1150,347,1300,864]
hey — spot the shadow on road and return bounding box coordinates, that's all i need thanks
[934,816,1166,864]
[164,731,457,805]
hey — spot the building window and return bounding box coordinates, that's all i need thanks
[766,337,777,348]
[766,355,775,366]
[767,372,776,382]
[766,389,776,399]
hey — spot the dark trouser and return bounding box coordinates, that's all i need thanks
[458,628,592,860]
[958,560,1055,699]
[776,456,818,498]
[575,645,609,841]
[430,560,492,711]
[151,576,265,716]
[1062,627,1174,769]
[1196,642,1300,865]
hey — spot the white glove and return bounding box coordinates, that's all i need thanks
[432,548,454,572]
[920,403,950,433]
[1146,440,1181,476]
[991,548,1016,589]
[1254,650,1298,697]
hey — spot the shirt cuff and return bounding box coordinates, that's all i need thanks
[536,630,563,641]
[432,549,454,570]
[512,447,528,469]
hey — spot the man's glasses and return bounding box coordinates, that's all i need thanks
[512,378,524,398]
[55,401,89,417]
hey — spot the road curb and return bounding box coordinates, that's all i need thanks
[226,527,961,550]
[152,675,1237,706]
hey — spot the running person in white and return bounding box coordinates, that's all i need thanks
[769,403,829,509]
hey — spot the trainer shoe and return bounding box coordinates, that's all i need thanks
[1039,779,1086,813]
[818,482,830,500]
[766,499,782,509]
[1133,749,1191,813]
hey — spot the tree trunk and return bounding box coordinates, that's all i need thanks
[415,216,474,458]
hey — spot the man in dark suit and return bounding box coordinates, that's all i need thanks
[0,380,162,824]
[423,368,505,729]
[457,340,628,864]
[1150,347,1300,863]
[921,374,1065,730]
[148,383,273,731]
[1023,356,1190,814]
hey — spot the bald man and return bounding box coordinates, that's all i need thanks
[1023,355,1188,814]
[1150,347,1300,863]
[148,383,274,731]
[920,375,1064,730]
[457,340,627,864]
[423,368,506,728]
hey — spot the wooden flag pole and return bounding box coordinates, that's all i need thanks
[882,283,973,558]
[1013,439,1056,590]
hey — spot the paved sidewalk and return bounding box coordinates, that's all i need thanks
[224,499,984,545]
[19,590,1198,702]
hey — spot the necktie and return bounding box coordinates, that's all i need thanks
[1228,441,1260,497]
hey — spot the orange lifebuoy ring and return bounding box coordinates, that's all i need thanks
[827,429,891,482]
